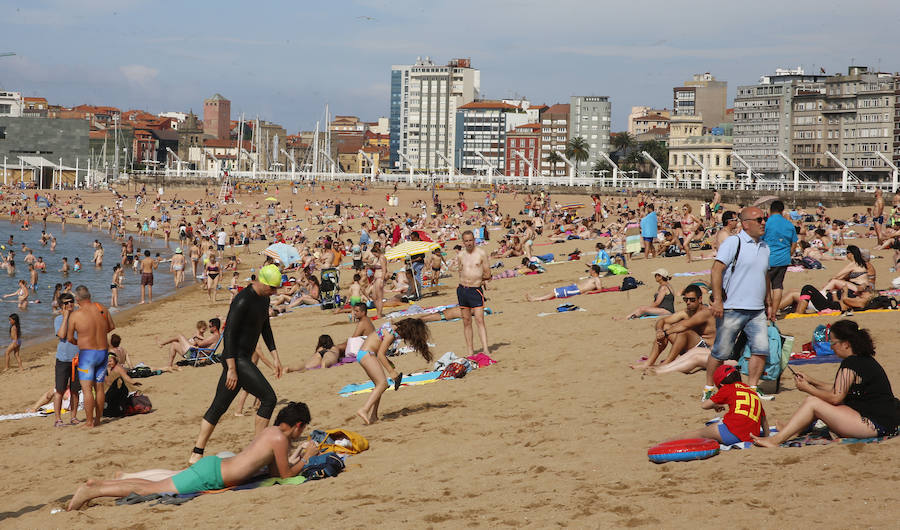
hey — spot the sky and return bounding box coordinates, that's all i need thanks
[2,0,899,133]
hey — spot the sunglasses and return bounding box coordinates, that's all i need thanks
[682,296,698,302]
[742,216,768,223]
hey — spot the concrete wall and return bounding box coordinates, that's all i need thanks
[0,117,90,164]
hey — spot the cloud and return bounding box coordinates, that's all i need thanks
[119,64,159,86]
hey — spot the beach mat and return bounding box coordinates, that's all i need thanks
[114,473,311,507]
[789,354,841,365]
[784,308,898,319]
[339,370,444,396]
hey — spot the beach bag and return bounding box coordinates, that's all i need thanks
[301,452,345,480]
[620,276,638,291]
[128,366,154,378]
[800,256,823,270]
[812,324,834,356]
[124,393,152,415]
[317,429,369,454]
[103,379,129,417]
[439,362,468,379]
[737,323,785,382]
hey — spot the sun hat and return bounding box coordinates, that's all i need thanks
[651,268,671,280]
[713,364,738,387]
[175,247,183,254]
[258,264,283,287]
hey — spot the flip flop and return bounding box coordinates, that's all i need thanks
[69,418,81,425]
[393,372,404,391]
[54,420,66,428]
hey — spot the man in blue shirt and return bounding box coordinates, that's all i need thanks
[706,206,775,401]
[53,293,80,426]
[640,204,658,259]
[763,200,798,316]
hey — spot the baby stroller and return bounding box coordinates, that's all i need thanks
[319,268,340,310]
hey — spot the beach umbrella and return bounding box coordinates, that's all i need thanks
[384,240,441,261]
[264,243,301,266]
[265,197,278,202]
[559,203,584,210]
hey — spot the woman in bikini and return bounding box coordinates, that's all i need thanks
[5,313,22,370]
[205,255,221,302]
[622,269,676,320]
[110,264,124,308]
[354,318,433,425]
[286,334,343,373]
[822,245,869,297]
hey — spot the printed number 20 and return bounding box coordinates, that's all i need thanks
[735,391,761,421]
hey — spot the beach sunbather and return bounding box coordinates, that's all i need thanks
[67,402,316,510]
[525,264,604,302]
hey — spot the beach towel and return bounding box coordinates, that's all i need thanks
[672,270,710,277]
[703,418,778,450]
[536,253,554,263]
[114,473,312,507]
[339,370,444,396]
[625,222,641,254]
[789,353,841,365]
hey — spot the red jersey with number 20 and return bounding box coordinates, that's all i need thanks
[711,381,766,441]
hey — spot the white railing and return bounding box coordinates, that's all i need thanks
[121,168,898,193]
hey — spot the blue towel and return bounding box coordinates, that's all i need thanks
[536,253,554,263]
[339,370,444,395]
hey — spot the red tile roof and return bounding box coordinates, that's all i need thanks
[636,114,669,122]
[545,103,570,115]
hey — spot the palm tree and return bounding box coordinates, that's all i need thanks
[610,131,635,162]
[565,136,590,174]
[544,151,564,178]
[591,158,612,179]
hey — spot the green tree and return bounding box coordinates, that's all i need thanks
[544,151,564,177]
[611,131,635,159]
[565,136,590,172]
[591,158,612,177]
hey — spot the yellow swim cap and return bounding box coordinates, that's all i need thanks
[258,264,282,287]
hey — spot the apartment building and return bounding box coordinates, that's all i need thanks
[504,123,542,177]
[390,57,480,172]
[569,96,611,174]
[540,103,569,176]
[627,106,670,134]
[673,73,727,131]
[668,115,734,182]
[0,90,23,117]
[455,100,530,174]
[733,68,828,177]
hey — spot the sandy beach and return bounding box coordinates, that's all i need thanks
[2,184,899,528]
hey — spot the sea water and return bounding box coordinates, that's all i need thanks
[0,221,180,346]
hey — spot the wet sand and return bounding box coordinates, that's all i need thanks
[2,185,899,527]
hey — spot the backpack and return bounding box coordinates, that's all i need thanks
[125,393,152,415]
[103,379,130,417]
[800,256,823,270]
[128,366,154,378]
[812,324,834,356]
[737,323,787,382]
[621,276,638,291]
[301,452,345,480]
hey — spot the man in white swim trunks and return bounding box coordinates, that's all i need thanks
[526,264,604,302]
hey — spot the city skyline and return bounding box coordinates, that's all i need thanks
[1,0,899,133]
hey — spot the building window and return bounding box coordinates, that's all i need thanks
[0,126,5,139]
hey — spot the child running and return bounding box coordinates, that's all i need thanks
[5,313,22,370]
[665,365,769,444]
[355,318,433,425]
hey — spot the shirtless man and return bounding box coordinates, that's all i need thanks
[367,242,388,318]
[139,250,158,304]
[525,264,605,301]
[633,284,716,370]
[457,230,491,356]
[873,189,885,240]
[66,286,116,428]
[67,402,317,511]
[521,220,536,259]
[92,242,103,267]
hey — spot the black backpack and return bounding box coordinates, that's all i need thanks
[621,276,639,291]
[103,378,129,417]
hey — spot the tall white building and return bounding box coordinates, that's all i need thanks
[569,96,611,173]
[390,57,480,172]
[455,100,532,174]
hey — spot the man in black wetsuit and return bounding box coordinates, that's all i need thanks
[189,264,285,463]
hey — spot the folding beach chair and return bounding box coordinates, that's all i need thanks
[182,335,223,367]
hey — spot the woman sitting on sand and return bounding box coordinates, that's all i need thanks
[754,320,900,447]
[622,269,675,320]
[355,319,433,425]
[285,334,343,373]
[821,245,869,296]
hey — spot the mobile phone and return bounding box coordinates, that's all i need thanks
[787,365,798,376]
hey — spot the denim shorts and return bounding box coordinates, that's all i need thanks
[711,309,769,361]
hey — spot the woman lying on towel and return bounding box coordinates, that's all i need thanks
[355,319,433,425]
[753,320,900,447]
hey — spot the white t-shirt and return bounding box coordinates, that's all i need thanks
[217,231,227,246]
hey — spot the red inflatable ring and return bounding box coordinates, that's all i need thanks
[647,438,719,464]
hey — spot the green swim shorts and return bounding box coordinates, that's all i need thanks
[171,455,225,494]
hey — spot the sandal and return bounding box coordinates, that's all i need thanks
[69,418,81,425]
[54,420,66,428]
[393,372,404,391]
